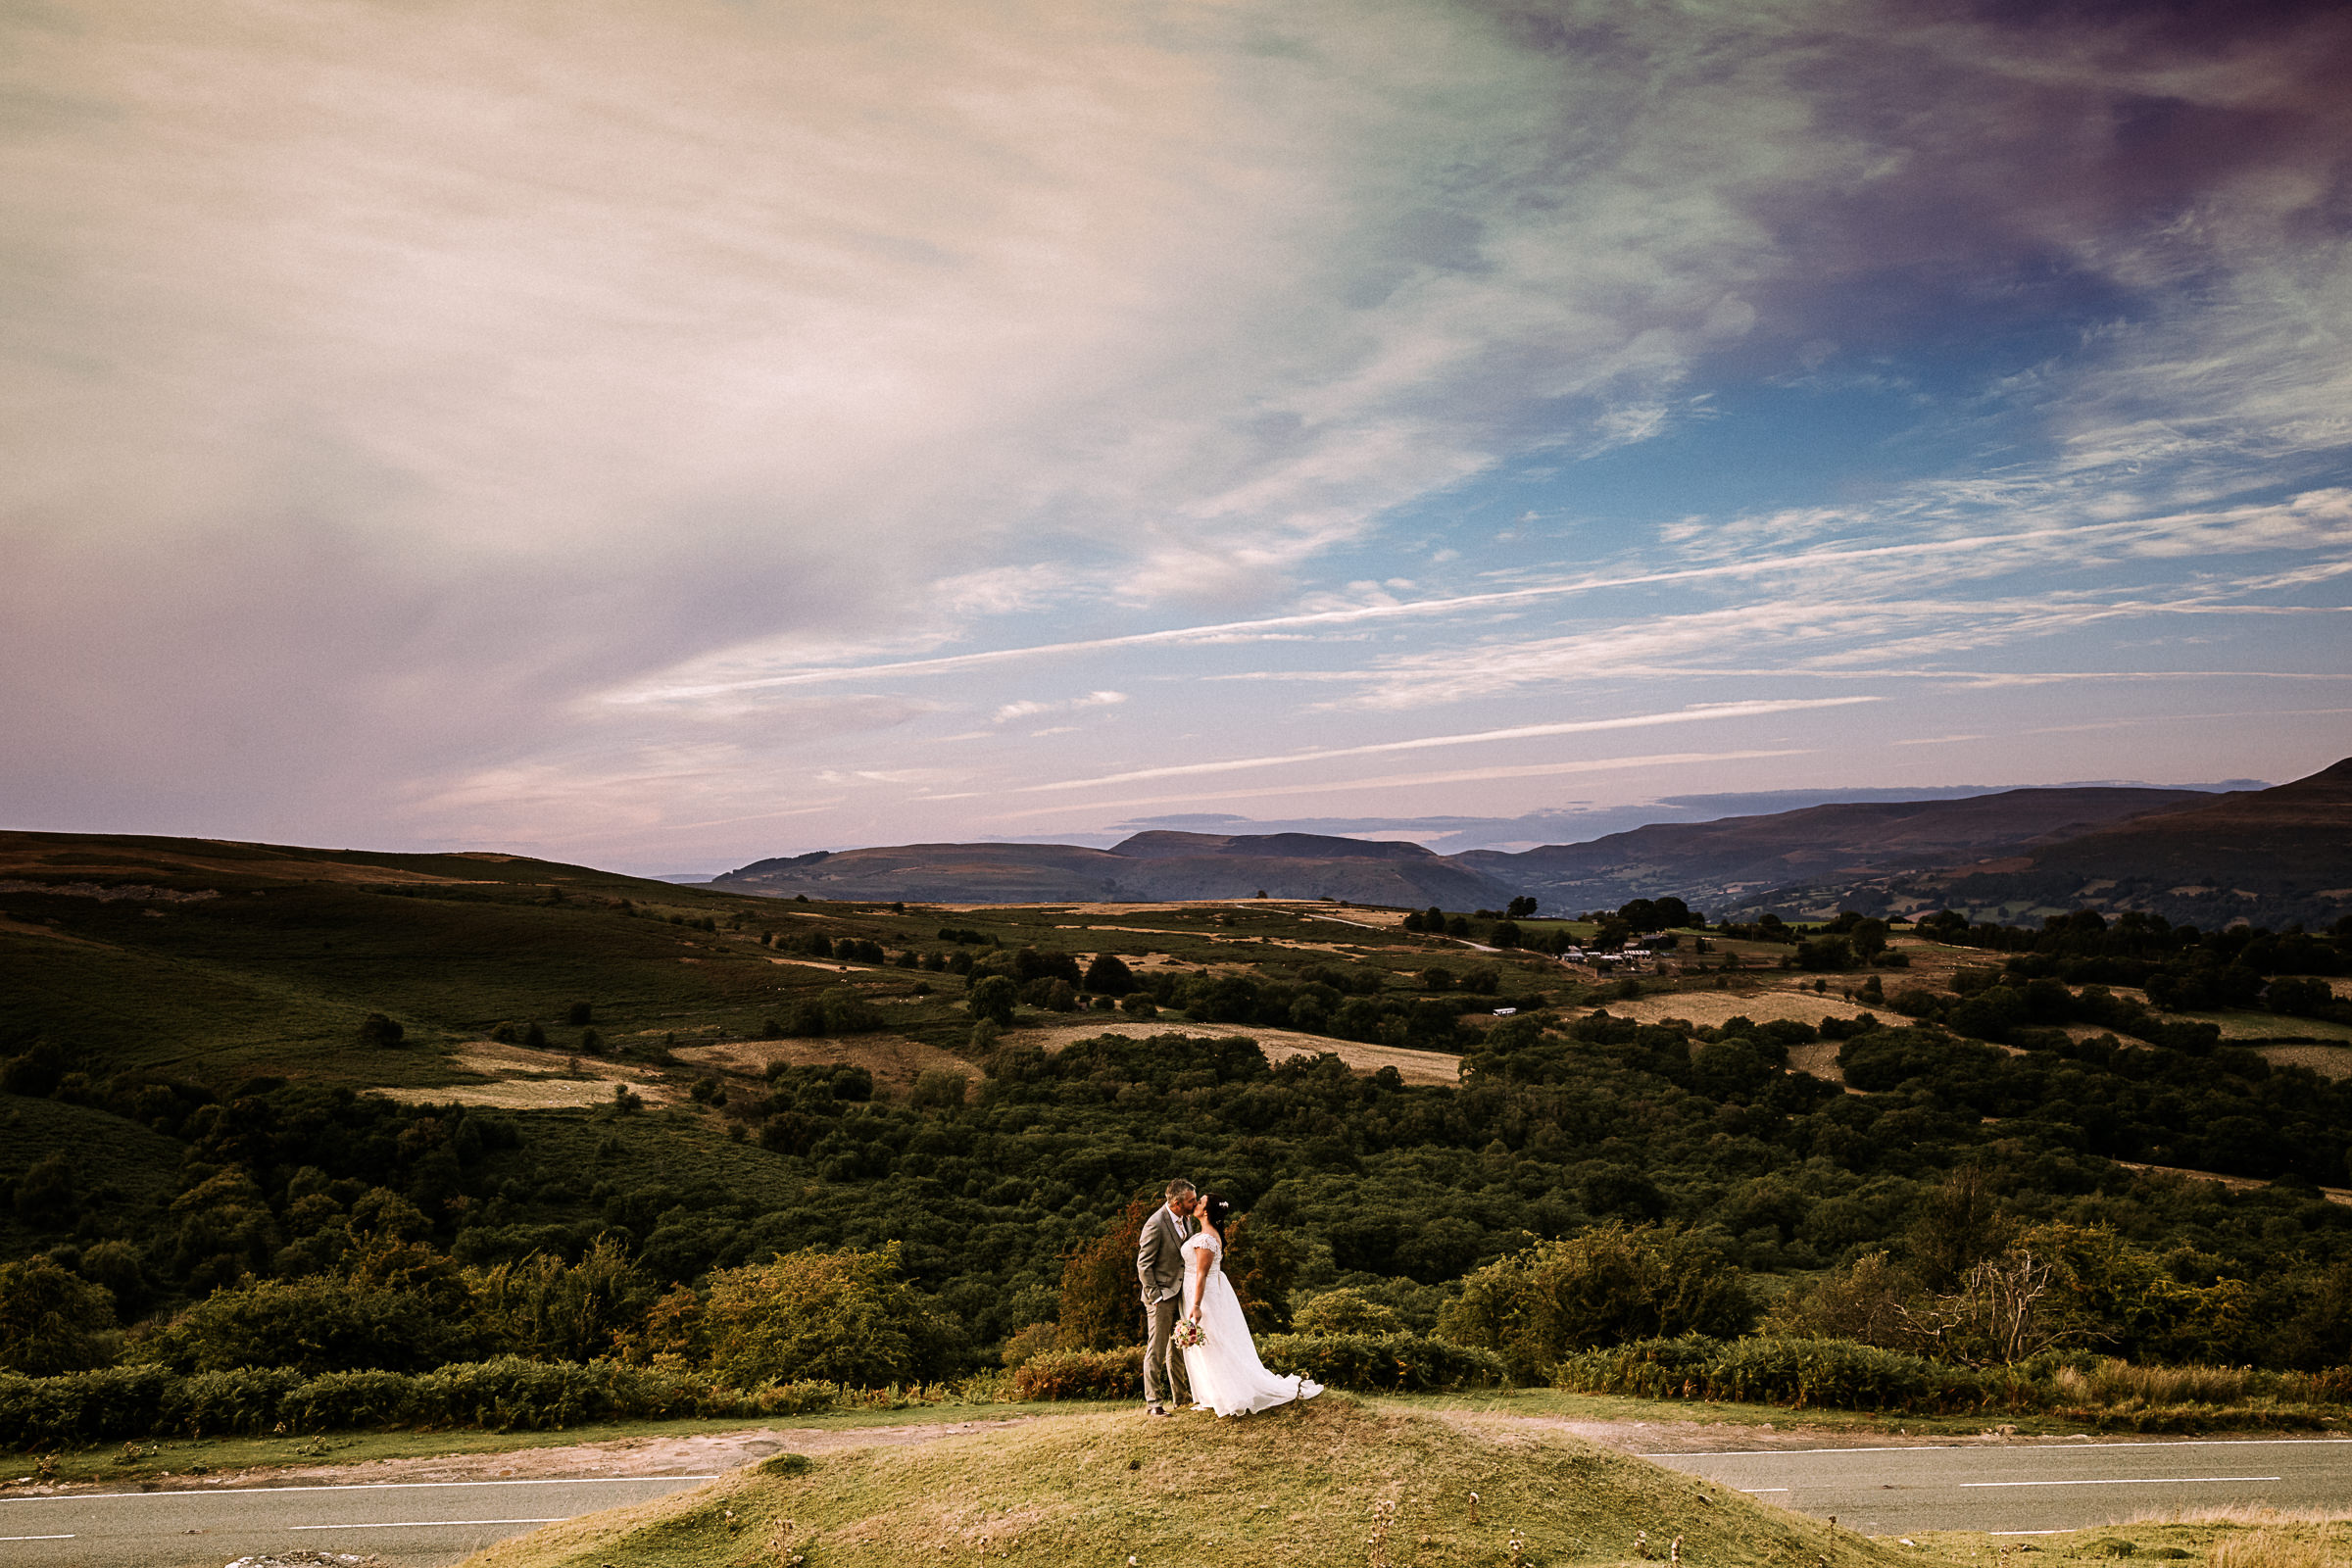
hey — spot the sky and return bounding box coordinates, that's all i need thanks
[4,0,2348,875]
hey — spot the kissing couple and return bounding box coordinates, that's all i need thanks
[1136,1177,1324,1419]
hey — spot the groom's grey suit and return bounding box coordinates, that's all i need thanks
[1136,1202,1197,1409]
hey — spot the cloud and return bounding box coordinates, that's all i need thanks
[2,0,2346,863]
[986,749,1816,821]
[1015,698,1877,795]
[992,690,1127,724]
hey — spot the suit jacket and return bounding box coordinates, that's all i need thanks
[1137,1203,1196,1304]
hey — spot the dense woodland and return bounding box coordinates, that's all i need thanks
[3,839,2350,1418]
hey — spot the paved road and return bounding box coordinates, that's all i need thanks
[0,1474,713,1568]
[1641,1437,2352,1535]
[10,1437,2352,1564]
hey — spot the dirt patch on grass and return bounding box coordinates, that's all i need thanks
[1001,1019,1462,1085]
[376,1042,681,1111]
[674,1035,979,1097]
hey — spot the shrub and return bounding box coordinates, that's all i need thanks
[1294,1288,1403,1337]
[703,1244,949,1387]
[1010,1348,1143,1401]
[999,1321,1059,1368]
[0,1257,119,1375]
[1256,1333,1504,1393]
[136,1273,478,1375]
[356,1012,405,1049]
[1554,1335,1994,1414]
[469,1237,658,1363]
[1056,1196,1156,1351]
[1437,1223,1757,1382]
[0,1358,983,1447]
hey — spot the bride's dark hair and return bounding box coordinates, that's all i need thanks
[1200,1194,1233,1231]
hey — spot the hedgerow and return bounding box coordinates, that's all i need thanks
[0,1357,950,1447]
[1256,1332,1504,1393]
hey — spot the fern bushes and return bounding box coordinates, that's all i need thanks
[0,1357,935,1447]
[1003,1334,1504,1401]
[1257,1333,1503,1394]
[1555,1337,2352,1425]
[1558,1335,1996,1413]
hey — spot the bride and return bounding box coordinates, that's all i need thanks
[1179,1193,1324,1417]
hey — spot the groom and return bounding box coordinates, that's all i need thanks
[1136,1177,1199,1419]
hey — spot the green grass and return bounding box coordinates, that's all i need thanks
[458,1393,1917,1568]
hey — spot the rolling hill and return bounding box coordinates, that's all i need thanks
[711,829,1514,906]
[1909,758,2352,927]
[1453,785,2216,916]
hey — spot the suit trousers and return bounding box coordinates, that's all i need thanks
[1143,1296,1191,1408]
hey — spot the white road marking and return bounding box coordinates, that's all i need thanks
[1,1475,717,1503]
[292,1518,570,1530]
[0,1535,75,1542]
[1959,1477,2280,1489]
[1740,1488,1789,1493]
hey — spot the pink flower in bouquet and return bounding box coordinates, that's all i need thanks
[1172,1319,1206,1349]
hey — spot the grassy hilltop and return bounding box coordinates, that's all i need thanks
[460,1396,1872,1568]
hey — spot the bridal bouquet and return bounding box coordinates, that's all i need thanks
[1172,1318,1206,1349]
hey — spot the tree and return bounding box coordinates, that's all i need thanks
[565,1002,594,1026]
[1904,1167,2010,1291]
[1082,953,1137,996]
[703,1244,949,1386]
[12,1153,76,1224]
[967,975,1018,1027]
[1224,1212,1299,1333]
[0,1257,118,1375]
[356,1012,406,1049]
[1056,1195,1155,1350]
[470,1236,658,1363]
[1505,897,1539,920]
[1436,1223,1756,1381]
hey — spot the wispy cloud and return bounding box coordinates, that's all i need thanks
[986,749,1815,821]
[992,690,1127,724]
[1015,698,1876,795]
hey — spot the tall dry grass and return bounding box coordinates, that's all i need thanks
[2051,1358,2255,1406]
[2208,1529,2336,1568]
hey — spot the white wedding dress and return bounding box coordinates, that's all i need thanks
[1179,1231,1324,1417]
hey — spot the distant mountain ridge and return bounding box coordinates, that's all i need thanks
[1455,785,2216,916]
[711,831,1510,906]
[710,760,2350,924]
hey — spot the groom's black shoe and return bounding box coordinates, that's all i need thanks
[1145,1404,1172,1419]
